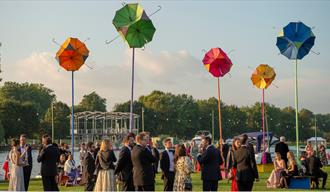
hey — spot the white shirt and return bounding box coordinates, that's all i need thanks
[166,148,174,172]
[64,160,75,173]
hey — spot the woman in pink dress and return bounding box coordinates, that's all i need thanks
[267,152,286,188]
[226,137,241,191]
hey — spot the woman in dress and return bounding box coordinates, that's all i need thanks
[319,144,328,166]
[8,138,25,191]
[190,141,198,171]
[226,137,241,191]
[94,139,117,191]
[267,152,286,188]
[279,151,298,188]
[64,154,78,184]
[173,144,194,191]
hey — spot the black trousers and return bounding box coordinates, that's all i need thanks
[84,176,95,191]
[163,171,175,191]
[315,171,328,188]
[202,180,218,191]
[23,166,32,191]
[135,185,155,191]
[42,176,59,191]
[121,177,135,191]
[237,181,254,191]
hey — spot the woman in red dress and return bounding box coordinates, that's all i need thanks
[226,137,241,191]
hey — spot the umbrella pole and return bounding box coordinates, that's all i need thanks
[71,71,75,158]
[262,89,266,164]
[294,59,299,157]
[129,48,135,133]
[217,78,223,148]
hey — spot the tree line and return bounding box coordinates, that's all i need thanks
[0,82,329,143]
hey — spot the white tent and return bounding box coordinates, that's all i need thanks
[307,137,327,147]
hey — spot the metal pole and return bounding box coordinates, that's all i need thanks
[294,59,299,157]
[217,78,223,148]
[261,89,266,164]
[71,71,75,157]
[51,101,54,142]
[315,115,318,155]
[129,48,135,132]
[212,109,215,143]
[142,107,145,132]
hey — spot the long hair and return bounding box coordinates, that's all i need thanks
[100,139,111,152]
[232,137,240,151]
[174,144,186,164]
[287,151,296,165]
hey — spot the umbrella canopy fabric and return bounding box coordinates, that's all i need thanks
[251,64,276,89]
[276,22,315,60]
[56,37,89,71]
[113,3,156,48]
[202,48,233,78]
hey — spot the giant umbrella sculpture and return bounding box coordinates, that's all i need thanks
[276,22,315,156]
[251,64,276,164]
[202,48,233,147]
[55,37,89,157]
[112,3,156,132]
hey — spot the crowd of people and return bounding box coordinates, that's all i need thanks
[265,136,328,189]
[5,132,329,191]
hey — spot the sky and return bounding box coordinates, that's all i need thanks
[0,0,329,113]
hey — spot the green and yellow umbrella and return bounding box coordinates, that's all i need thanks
[112,3,157,132]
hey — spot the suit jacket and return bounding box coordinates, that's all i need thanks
[115,146,133,182]
[18,144,32,167]
[82,151,95,183]
[160,149,174,178]
[275,142,289,162]
[197,145,223,181]
[234,146,258,182]
[131,144,156,186]
[37,144,60,176]
[307,155,324,177]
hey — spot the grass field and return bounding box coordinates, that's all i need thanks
[1,167,329,191]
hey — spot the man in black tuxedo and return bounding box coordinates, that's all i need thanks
[234,134,259,191]
[82,142,96,191]
[37,134,60,191]
[19,134,32,191]
[197,136,223,191]
[275,136,289,165]
[160,138,175,191]
[131,132,156,191]
[115,133,135,191]
[307,150,327,189]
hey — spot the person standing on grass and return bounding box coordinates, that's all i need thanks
[226,137,241,191]
[275,136,289,166]
[197,136,223,191]
[8,138,25,191]
[37,134,60,191]
[131,132,156,191]
[82,142,96,191]
[115,133,135,191]
[160,137,175,191]
[19,134,33,191]
[173,144,194,191]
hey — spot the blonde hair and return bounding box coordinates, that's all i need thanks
[275,152,281,160]
[287,151,296,165]
[100,139,111,151]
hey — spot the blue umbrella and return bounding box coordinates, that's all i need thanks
[276,21,315,157]
[276,22,315,60]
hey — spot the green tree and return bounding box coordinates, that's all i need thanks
[78,91,107,112]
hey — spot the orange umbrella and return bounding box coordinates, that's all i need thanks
[56,37,89,71]
[55,37,89,157]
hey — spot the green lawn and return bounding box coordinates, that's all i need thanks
[1,167,330,191]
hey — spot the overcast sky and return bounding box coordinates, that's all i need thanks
[0,1,329,113]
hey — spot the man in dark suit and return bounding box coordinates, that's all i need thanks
[234,134,259,191]
[160,138,175,191]
[82,142,96,191]
[19,134,32,191]
[37,134,60,191]
[197,136,223,191]
[307,150,328,189]
[115,133,135,191]
[131,132,156,191]
[275,136,289,165]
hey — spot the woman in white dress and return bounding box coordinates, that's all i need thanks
[8,138,25,191]
[94,139,117,191]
